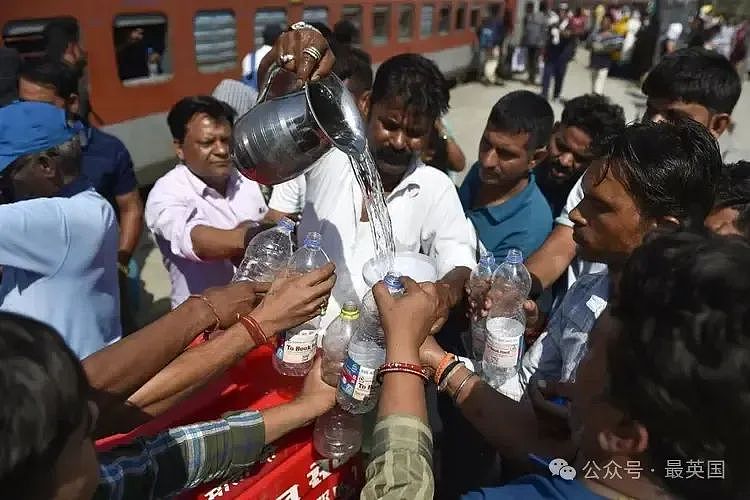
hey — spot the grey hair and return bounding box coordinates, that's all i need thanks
[7,135,82,177]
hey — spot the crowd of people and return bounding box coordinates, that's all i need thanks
[0,8,749,500]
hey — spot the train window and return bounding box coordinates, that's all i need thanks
[420,4,434,38]
[372,5,391,46]
[113,14,172,85]
[455,3,467,30]
[398,5,415,41]
[2,17,78,60]
[304,7,329,27]
[438,4,451,34]
[194,11,237,74]
[341,6,362,45]
[254,9,287,49]
[470,6,481,29]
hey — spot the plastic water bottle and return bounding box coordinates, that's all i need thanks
[482,248,531,389]
[321,301,360,387]
[233,217,295,282]
[272,232,331,377]
[468,253,496,361]
[313,405,363,462]
[360,271,403,327]
[336,272,403,414]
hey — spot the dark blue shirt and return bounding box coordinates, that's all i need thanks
[463,475,606,499]
[459,163,553,261]
[79,127,138,210]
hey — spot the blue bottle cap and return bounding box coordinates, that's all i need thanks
[384,271,404,291]
[505,248,524,264]
[303,231,322,250]
[277,217,295,232]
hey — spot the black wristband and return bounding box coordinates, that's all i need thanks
[438,360,462,387]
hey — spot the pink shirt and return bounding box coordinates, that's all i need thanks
[145,164,268,308]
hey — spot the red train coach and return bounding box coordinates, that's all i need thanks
[1,0,512,177]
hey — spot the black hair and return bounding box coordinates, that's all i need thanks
[0,312,90,498]
[309,22,334,43]
[525,2,534,13]
[43,19,79,62]
[561,94,626,152]
[334,20,359,45]
[610,229,750,499]
[602,119,721,228]
[332,46,373,96]
[715,161,750,237]
[487,90,554,151]
[642,47,741,115]
[19,59,78,100]
[262,24,283,47]
[370,53,449,121]
[167,95,235,143]
[539,3,548,13]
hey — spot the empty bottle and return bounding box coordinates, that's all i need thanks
[468,253,496,361]
[233,217,295,282]
[337,272,403,414]
[272,232,331,377]
[321,301,360,387]
[488,248,531,316]
[313,405,363,462]
[482,248,531,389]
[360,271,404,327]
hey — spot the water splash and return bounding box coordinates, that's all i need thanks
[348,148,396,278]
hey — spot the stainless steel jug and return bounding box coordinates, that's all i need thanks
[231,65,367,186]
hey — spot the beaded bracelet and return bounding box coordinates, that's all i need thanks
[189,294,221,332]
[238,314,269,346]
[433,353,458,385]
[376,362,429,384]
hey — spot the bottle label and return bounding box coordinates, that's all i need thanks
[275,329,319,364]
[339,356,376,401]
[483,318,524,369]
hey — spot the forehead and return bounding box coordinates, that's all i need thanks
[371,96,433,127]
[18,77,58,101]
[185,113,231,137]
[484,125,531,152]
[583,159,633,204]
[557,125,592,152]
[647,98,711,122]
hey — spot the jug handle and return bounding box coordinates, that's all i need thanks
[256,62,283,104]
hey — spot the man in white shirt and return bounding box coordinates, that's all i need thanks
[271,54,476,328]
[145,96,269,308]
[241,25,283,90]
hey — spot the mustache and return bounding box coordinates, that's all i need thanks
[374,147,412,166]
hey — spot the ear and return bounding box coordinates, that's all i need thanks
[360,91,372,119]
[529,147,549,169]
[67,93,80,117]
[597,420,649,455]
[708,113,731,138]
[38,154,58,180]
[173,140,185,163]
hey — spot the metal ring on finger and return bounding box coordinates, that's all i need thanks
[290,21,321,35]
[279,53,295,65]
[302,46,323,62]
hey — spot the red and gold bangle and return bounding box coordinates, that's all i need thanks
[189,294,221,332]
[377,362,430,384]
[433,352,458,385]
[239,314,269,346]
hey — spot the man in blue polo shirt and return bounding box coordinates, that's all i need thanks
[459,90,554,260]
[0,101,121,358]
[18,59,143,331]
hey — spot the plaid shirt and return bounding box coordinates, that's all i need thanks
[95,410,265,500]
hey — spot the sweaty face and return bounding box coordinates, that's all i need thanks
[540,125,594,185]
[569,160,654,265]
[367,97,433,178]
[177,114,233,186]
[477,126,533,185]
[705,206,742,236]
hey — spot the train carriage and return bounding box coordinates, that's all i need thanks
[2,0,512,178]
